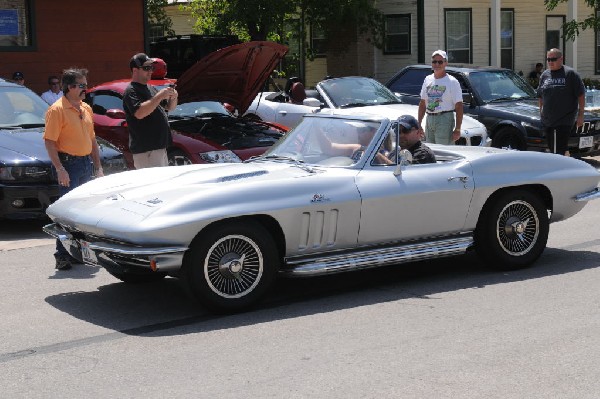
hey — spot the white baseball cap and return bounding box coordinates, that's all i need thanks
[431,50,447,60]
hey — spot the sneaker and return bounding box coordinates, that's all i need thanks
[55,257,72,270]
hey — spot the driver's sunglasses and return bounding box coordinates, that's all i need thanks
[431,60,444,65]
[140,65,154,71]
[70,83,87,89]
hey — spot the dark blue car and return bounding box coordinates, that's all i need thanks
[0,79,127,219]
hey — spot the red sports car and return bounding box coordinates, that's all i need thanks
[85,41,289,167]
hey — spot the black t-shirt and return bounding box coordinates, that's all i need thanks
[123,82,172,154]
[408,141,436,164]
[537,65,585,127]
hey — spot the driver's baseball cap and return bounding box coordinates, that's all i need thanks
[129,53,157,70]
[431,50,447,60]
[398,115,420,130]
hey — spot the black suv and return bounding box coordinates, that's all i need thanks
[149,34,240,78]
[386,65,600,156]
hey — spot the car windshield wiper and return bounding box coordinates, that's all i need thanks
[339,102,369,108]
[487,96,522,103]
[16,123,45,128]
[252,154,316,173]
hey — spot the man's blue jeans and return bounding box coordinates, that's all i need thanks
[53,155,93,259]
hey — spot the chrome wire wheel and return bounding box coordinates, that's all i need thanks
[496,200,540,256]
[204,234,264,299]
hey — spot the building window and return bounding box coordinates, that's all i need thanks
[546,15,565,55]
[0,0,34,49]
[445,9,472,63]
[494,9,514,70]
[149,24,165,42]
[384,14,411,54]
[310,23,326,57]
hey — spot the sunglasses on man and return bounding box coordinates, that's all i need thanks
[139,65,154,71]
[431,60,445,65]
[546,57,560,62]
[70,83,88,89]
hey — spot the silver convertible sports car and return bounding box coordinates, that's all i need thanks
[44,114,600,312]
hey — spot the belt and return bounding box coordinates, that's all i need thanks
[426,110,455,115]
[58,152,90,162]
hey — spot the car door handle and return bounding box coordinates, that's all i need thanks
[448,176,469,183]
[278,110,288,116]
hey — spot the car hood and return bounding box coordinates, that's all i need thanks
[176,41,288,115]
[484,99,542,119]
[0,128,50,164]
[47,162,316,226]
[327,104,485,129]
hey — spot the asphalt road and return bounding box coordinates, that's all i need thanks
[0,165,599,397]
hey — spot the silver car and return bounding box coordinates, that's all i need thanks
[44,114,600,312]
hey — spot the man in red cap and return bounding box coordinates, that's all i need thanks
[122,53,178,168]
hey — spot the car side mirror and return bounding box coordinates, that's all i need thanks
[303,98,321,107]
[393,149,413,176]
[105,109,126,119]
[462,92,473,104]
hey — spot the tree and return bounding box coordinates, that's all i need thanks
[182,0,385,55]
[545,0,600,41]
[147,0,175,36]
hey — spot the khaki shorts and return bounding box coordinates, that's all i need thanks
[425,112,455,145]
[133,149,169,169]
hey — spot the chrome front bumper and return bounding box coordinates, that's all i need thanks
[43,223,187,272]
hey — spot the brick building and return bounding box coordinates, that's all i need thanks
[0,0,149,95]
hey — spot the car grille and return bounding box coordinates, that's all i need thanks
[455,136,483,146]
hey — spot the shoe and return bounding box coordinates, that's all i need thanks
[55,257,72,270]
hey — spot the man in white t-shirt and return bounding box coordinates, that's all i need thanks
[41,75,63,105]
[417,50,463,145]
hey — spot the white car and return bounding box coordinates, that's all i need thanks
[245,76,490,147]
[44,113,600,312]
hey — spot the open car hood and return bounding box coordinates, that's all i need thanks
[176,41,288,115]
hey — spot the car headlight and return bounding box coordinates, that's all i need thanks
[199,150,242,163]
[0,166,50,182]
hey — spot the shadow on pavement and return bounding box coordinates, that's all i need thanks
[43,246,600,338]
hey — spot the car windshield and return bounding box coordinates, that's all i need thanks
[0,85,49,128]
[169,101,231,119]
[262,116,383,166]
[468,70,537,103]
[319,77,400,108]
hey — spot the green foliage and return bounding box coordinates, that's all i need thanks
[147,0,175,36]
[545,0,600,41]
[583,77,600,89]
[182,0,385,52]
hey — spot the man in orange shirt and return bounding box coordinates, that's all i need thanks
[43,68,104,270]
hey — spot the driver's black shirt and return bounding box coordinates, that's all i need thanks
[408,141,436,164]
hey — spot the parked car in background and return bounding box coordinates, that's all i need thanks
[85,41,289,168]
[0,79,127,219]
[246,76,489,147]
[386,65,600,155]
[44,113,600,312]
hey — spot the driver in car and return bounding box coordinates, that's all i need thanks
[396,115,436,164]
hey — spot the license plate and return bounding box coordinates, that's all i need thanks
[80,240,98,265]
[579,136,593,149]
